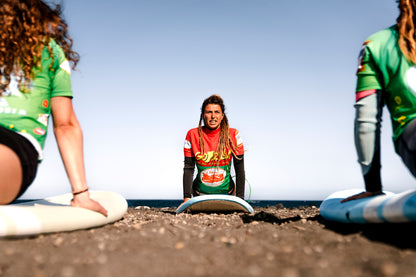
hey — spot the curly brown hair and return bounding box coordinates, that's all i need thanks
[0,0,79,93]
[397,0,416,64]
[198,95,242,165]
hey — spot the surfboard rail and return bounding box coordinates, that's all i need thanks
[176,195,254,214]
[0,191,127,237]
[320,189,416,223]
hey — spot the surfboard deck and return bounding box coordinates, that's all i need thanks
[0,190,127,237]
[176,195,254,214]
[320,189,416,223]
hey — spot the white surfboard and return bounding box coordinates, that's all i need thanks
[176,195,254,214]
[320,189,416,223]
[0,191,127,237]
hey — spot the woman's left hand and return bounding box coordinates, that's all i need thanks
[71,192,108,217]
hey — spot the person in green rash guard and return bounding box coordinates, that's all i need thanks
[0,0,107,216]
[182,95,245,204]
[343,0,416,202]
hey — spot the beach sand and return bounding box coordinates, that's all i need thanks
[0,206,415,277]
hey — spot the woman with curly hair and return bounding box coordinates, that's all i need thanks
[343,0,416,202]
[0,0,107,216]
[182,95,245,203]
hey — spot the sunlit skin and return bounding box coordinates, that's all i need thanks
[203,104,224,130]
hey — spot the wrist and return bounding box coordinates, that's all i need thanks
[72,187,89,196]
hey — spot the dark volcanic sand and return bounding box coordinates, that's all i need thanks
[0,206,415,277]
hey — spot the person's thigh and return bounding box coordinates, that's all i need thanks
[0,144,22,204]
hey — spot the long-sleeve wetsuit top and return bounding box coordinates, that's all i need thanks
[183,127,245,199]
[355,25,416,192]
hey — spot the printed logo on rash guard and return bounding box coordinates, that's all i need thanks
[42,99,49,108]
[184,139,191,150]
[60,60,71,75]
[195,151,231,164]
[33,127,46,136]
[37,114,49,126]
[357,40,371,74]
[200,168,226,187]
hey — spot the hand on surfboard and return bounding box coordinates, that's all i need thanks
[71,193,108,217]
[179,198,191,208]
[340,191,384,203]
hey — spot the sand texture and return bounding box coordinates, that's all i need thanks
[0,206,415,277]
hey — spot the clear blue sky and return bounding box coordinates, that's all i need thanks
[22,0,415,200]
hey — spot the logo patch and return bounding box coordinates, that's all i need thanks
[33,128,46,136]
[37,114,49,126]
[200,168,226,187]
[60,60,71,75]
[42,99,49,108]
[357,41,371,74]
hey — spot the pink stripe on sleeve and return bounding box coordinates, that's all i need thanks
[356,90,376,102]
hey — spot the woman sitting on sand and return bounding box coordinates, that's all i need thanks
[182,95,245,203]
[0,0,107,216]
[344,0,416,202]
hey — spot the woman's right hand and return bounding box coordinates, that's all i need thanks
[71,192,108,217]
[178,197,191,208]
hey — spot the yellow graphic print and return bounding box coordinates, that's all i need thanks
[195,150,231,164]
[395,96,402,105]
[398,115,407,126]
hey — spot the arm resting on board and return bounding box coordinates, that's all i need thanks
[183,157,195,199]
[234,154,245,199]
[51,96,107,216]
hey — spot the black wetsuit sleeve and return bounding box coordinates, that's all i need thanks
[183,157,195,198]
[364,146,382,192]
[363,91,383,193]
[234,154,245,199]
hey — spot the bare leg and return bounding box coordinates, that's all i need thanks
[0,144,22,204]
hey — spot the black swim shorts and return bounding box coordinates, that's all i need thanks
[0,126,39,200]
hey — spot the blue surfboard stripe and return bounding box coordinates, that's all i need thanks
[403,194,416,221]
[320,189,416,223]
[376,197,392,222]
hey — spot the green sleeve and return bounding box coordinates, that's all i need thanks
[356,44,383,92]
[49,40,73,98]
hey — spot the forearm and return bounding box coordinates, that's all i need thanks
[354,91,383,192]
[234,154,245,199]
[183,157,195,198]
[54,119,88,192]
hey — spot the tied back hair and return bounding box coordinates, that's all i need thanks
[198,95,241,165]
[0,0,79,93]
[397,0,416,64]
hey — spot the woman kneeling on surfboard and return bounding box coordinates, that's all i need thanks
[0,0,107,216]
[343,0,416,202]
[182,95,245,203]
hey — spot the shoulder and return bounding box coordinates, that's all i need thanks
[186,127,199,137]
[47,39,67,64]
[229,128,242,140]
[365,25,398,47]
[229,128,239,134]
[48,39,64,55]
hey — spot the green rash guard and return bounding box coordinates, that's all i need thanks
[355,25,416,191]
[0,39,73,160]
[356,25,416,147]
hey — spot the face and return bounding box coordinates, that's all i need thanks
[203,104,224,130]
